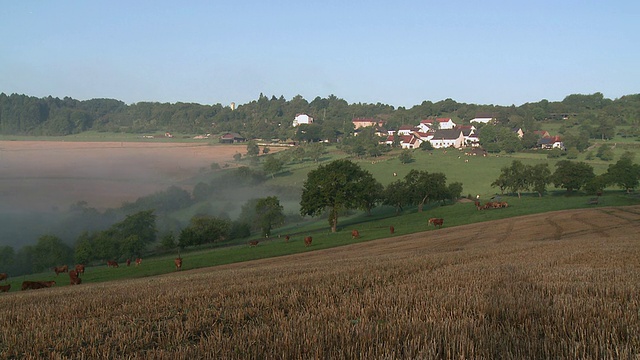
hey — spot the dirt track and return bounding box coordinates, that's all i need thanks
[0,141,265,212]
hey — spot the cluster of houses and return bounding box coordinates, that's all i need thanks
[218,113,564,151]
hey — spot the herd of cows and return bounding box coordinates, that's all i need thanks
[0,214,461,293]
[0,256,186,293]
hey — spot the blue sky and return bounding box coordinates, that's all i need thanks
[1,1,638,108]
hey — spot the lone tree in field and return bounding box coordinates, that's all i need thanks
[552,160,595,193]
[300,159,381,232]
[255,196,285,237]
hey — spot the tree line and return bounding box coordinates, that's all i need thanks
[2,92,639,144]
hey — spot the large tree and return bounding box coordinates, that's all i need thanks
[403,169,448,211]
[605,156,640,193]
[552,160,595,193]
[300,159,381,232]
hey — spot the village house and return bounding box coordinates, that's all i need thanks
[435,118,457,130]
[429,129,465,149]
[292,114,313,127]
[537,135,565,150]
[352,117,385,129]
[219,132,246,144]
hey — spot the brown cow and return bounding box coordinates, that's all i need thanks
[21,280,56,291]
[351,230,360,239]
[304,236,312,247]
[69,270,82,285]
[0,284,10,292]
[126,258,131,266]
[248,240,259,247]
[390,226,395,234]
[107,260,119,268]
[75,264,85,274]
[284,235,290,242]
[174,257,183,271]
[428,218,444,228]
[135,258,142,266]
[53,265,68,276]
[0,273,7,282]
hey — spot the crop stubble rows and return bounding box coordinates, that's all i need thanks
[1,206,639,359]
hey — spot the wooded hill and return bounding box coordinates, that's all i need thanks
[1,92,639,141]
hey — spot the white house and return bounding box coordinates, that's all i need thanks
[436,118,456,130]
[293,114,313,127]
[429,129,465,149]
[396,125,417,136]
[418,119,433,132]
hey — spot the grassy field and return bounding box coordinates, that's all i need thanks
[2,205,639,358]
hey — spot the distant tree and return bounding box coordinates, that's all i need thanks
[605,157,640,193]
[521,132,539,149]
[262,146,270,154]
[306,142,326,162]
[159,232,177,251]
[596,145,615,161]
[255,196,285,237]
[446,181,464,201]
[233,153,242,161]
[178,216,231,247]
[403,170,448,212]
[246,141,260,157]
[300,159,381,232]
[398,149,414,164]
[31,235,73,273]
[419,140,434,151]
[492,160,528,198]
[552,160,595,193]
[263,156,285,178]
[528,163,552,197]
[383,180,410,214]
[0,245,15,272]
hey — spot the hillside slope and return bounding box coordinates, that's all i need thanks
[2,205,639,358]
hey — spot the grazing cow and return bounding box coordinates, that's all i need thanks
[126,259,131,267]
[474,200,482,210]
[0,284,10,292]
[304,236,312,247]
[284,235,290,242]
[248,240,259,247]
[390,226,395,234]
[174,257,183,271]
[107,260,119,268]
[53,265,68,276]
[351,230,360,239]
[428,218,444,228]
[135,258,142,266]
[21,280,56,291]
[0,273,7,282]
[69,270,82,285]
[75,264,85,274]
[500,201,509,208]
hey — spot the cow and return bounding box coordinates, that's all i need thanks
[304,236,312,247]
[75,264,85,274]
[474,200,482,210]
[174,257,183,271]
[351,230,360,239]
[428,218,444,228]
[0,273,7,282]
[390,226,395,234]
[107,260,119,268]
[69,270,82,285]
[0,284,10,292]
[53,265,68,276]
[500,201,509,208]
[248,240,259,247]
[284,235,290,242]
[126,259,131,266]
[21,280,56,291]
[135,258,142,266]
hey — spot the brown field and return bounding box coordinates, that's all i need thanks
[0,141,273,212]
[1,206,639,359]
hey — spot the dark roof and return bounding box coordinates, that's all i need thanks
[432,129,462,140]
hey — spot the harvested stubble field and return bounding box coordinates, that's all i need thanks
[2,206,640,359]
